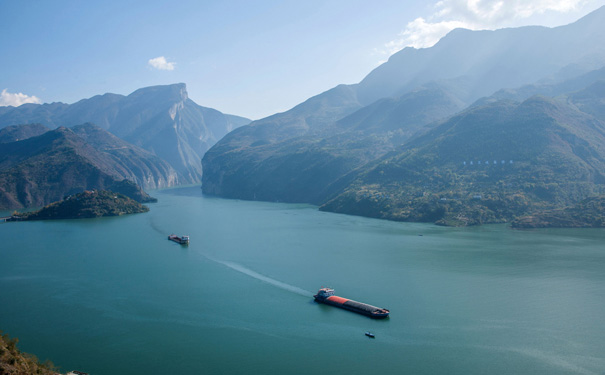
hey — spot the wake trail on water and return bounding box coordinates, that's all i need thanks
[148,216,165,235]
[148,216,312,298]
[201,253,313,298]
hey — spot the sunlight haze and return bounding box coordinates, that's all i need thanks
[1,0,604,119]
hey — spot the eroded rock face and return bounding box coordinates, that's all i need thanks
[0,83,251,184]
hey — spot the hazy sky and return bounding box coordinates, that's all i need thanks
[1,0,604,119]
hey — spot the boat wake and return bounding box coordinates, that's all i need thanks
[222,261,313,297]
[148,217,165,235]
[150,216,312,298]
[203,254,313,298]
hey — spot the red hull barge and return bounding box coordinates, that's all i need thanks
[314,288,389,319]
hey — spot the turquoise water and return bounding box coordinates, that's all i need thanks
[1,186,605,375]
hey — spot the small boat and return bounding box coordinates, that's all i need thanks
[365,331,375,338]
[168,234,189,245]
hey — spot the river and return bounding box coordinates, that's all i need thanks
[1,186,604,375]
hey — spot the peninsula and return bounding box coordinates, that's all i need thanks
[12,190,149,221]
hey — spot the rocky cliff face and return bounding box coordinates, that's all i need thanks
[0,83,251,184]
[70,123,179,189]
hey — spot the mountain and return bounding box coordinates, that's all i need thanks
[202,85,465,203]
[0,123,49,143]
[202,7,605,221]
[356,6,605,106]
[333,83,466,136]
[210,84,362,150]
[0,125,170,209]
[476,66,605,106]
[0,83,251,183]
[70,123,178,189]
[201,84,362,203]
[565,80,605,120]
[321,94,605,225]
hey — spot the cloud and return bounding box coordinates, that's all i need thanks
[433,0,586,26]
[380,0,591,56]
[0,89,42,107]
[148,56,176,71]
[385,17,470,52]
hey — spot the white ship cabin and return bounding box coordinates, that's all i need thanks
[317,288,335,298]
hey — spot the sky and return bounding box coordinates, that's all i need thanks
[1,0,604,120]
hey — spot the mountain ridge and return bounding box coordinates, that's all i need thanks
[201,6,605,226]
[202,84,465,203]
[0,125,169,209]
[0,83,251,183]
[357,6,605,106]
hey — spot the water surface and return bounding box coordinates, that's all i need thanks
[1,186,604,374]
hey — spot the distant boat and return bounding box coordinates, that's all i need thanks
[365,331,375,338]
[168,234,189,245]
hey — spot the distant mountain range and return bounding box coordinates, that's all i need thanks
[0,83,251,184]
[355,6,605,106]
[0,124,171,209]
[202,6,605,225]
[3,8,605,225]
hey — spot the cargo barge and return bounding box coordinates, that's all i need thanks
[314,288,389,319]
[168,234,189,245]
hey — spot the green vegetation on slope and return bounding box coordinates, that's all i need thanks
[14,190,149,221]
[0,331,59,375]
[320,96,605,226]
[512,195,605,228]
